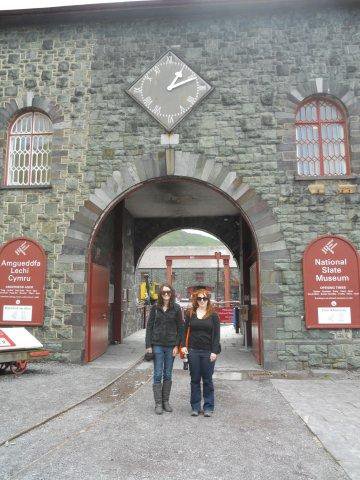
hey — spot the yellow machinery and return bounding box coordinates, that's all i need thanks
[140,276,159,304]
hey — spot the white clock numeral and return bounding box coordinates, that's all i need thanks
[166,54,174,64]
[187,96,196,105]
[167,115,174,124]
[179,105,186,114]
[152,105,161,115]
[144,73,152,82]
[198,84,207,91]
[143,96,153,108]
[153,66,160,75]
[133,87,142,95]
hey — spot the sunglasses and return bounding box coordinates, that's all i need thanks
[197,296,209,302]
[162,290,171,296]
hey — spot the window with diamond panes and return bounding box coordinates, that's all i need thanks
[295,98,350,176]
[6,112,53,186]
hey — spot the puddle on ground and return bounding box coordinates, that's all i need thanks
[92,367,152,404]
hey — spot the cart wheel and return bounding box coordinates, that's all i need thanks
[10,361,28,375]
[0,363,8,373]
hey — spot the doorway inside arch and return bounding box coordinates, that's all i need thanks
[86,178,261,365]
[137,228,240,310]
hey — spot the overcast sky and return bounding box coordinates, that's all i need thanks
[183,230,217,239]
[0,0,144,11]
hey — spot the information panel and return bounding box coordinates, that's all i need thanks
[303,235,360,329]
[0,238,47,326]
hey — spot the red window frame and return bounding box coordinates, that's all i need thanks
[295,97,351,176]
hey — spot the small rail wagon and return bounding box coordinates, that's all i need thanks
[0,327,50,375]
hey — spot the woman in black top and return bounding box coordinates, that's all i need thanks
[181,289,220,417]
[145,283,183,415]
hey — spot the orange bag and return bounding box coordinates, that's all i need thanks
[179,327,190,359]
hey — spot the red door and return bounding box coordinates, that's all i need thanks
[250,261,262,364]
[88,263,110,361]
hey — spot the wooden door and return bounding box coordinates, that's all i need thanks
[88,263,110,361]
[250,261,261,364]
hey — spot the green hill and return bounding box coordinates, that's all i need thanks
[154,230,221,247]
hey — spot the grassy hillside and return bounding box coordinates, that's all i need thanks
[154,230,221,247]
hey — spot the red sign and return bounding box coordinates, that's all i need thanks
[0,238,47,326]
[216,307,233,324]
[0,329,16,348]
[303,235,360,329]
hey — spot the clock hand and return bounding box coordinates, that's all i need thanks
[167,76,196,91]
[166,66,185,91]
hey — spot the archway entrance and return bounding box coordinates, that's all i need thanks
[62,151,288,368]
[85,177,261,364]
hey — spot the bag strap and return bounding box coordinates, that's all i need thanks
[179,320,191,358]
[185,326,190,348]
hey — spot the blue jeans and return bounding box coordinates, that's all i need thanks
[153,345,175,384]
[188,349,215,412]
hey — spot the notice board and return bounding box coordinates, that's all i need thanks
[303,235,360,329]
[0,238,47,326]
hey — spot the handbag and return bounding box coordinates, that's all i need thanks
[144,351,154,361]
[179,327,190,359]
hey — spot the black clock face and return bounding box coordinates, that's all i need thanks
[127,51,212,131]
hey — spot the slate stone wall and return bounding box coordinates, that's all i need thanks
[121,208,140,338]
[0,3,359,367]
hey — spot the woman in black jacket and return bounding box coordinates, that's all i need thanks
[181,289,220,417]
[145,283,183,415]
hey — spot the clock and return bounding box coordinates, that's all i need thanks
[126,50,213,132]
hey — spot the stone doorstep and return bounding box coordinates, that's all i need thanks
[212,368,360,381]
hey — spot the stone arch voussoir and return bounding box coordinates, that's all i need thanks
[287,78,359,113]
[281,78,360,175]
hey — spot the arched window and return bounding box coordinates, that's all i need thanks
[6,111,53,186]
[295,98,350,176]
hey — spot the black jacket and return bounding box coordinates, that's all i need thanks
[182,311,221,354]
[145,303,183,348]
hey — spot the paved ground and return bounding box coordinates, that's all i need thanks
[272,378,360,480]
[1,325,359,480]
[1,367,347,480]
[0,329,145,445]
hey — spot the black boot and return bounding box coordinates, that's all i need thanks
[162,380,173,413]
[153,384,163,414]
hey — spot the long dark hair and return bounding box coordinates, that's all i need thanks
[157,283,176,309]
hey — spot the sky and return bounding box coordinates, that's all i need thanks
[182,229,217,239]
[0,0,144,11]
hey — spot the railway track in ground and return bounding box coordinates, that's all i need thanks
[1,358,153,479]
[1,356,151,447]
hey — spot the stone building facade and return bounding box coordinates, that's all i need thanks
[0,0,359,368]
